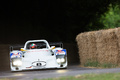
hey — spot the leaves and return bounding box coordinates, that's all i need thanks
[100,4,120,29]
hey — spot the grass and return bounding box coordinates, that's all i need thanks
[34,73,120,80]
[0,78,16,80]
[101,63,118,68]
[84,60,118,68]
[84,60,100,67]
[1,73,120,80]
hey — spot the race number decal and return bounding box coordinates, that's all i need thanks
[55,49,66,55]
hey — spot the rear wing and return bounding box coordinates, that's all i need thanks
[10,44,24,51]
[49,42,63,48]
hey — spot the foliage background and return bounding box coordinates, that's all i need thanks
[0,0,120,44]
[100,4,120,29]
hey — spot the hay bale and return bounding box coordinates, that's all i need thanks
[76,31,97,65]
[86,31,97,61]
[76,32,88,65]
[115,27,120,65]
[76,27,120,66]
[95,29,118,64]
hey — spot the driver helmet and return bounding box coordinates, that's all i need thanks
[30,43,37,49]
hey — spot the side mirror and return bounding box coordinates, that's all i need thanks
[10,46,13,51]
[21,48,26,51]
[50,46,55,50]
[50,46,55,56]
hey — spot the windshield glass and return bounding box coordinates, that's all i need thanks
[26,42,47,49]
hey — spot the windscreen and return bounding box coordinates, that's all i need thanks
[26,42,47,49]
[49,42,63,48]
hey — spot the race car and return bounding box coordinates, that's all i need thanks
[10,40,67,71]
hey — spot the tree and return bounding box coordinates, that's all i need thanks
[88,4,120,31]
[100,4,120,29]
[1,0,120,43]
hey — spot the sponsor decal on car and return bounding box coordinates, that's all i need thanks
[10,52,22,58]
[26,66,32,69]
[55,49,66,55]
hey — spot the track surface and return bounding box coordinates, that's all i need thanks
[1,65,120,80]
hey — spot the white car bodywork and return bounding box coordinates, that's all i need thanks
[10,40,67,71]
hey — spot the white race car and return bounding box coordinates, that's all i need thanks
[10,40,67,71]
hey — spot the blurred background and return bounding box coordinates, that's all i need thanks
[1,0,120,70]
[0,0,120,44]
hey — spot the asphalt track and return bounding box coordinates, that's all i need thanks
[1,65,120,80]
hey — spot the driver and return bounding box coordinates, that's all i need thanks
[30,43,37,49]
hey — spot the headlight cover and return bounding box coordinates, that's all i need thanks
[12,58,22,67]
[56,58,66,64]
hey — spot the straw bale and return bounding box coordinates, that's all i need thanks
[95,30,104,64]
[95,29,118,64]
[76,32,89,65]
[76,31,97,65]
[115,27,120,65]
[86,31,97,61]
[76,27,120,66]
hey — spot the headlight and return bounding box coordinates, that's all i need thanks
[12,59,22,67]
[57,58,65,63]
[61,58,65,62]
[57,58,61,63]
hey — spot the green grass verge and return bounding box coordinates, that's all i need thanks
[84,60,100,67]
[0,78,16,80]
[1,73,120,80]
[35,73,120,80]
[84,60,118,68]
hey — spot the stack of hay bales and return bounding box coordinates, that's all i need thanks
[76,27,120,66]
[76,33,88,65]
[76,31,97,65]
[115,27,120,65]
[96,29,118,64]
[86,32,97,63]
